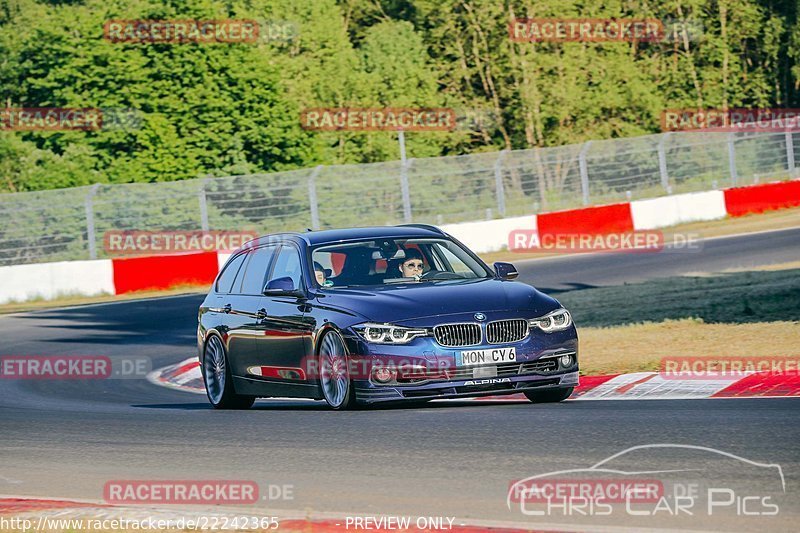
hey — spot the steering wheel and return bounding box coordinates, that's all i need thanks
[420,270,463,280]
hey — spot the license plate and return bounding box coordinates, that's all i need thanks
[473,366,497,378]
[458,347,516,367]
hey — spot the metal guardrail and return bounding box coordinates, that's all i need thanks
[0,129,797,266]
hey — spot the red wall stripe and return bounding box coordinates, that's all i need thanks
[723,180,800,217]
[112,252,219,294]
[537,203,634,236]
[0,498,109,513]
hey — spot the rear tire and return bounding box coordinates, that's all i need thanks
[524,387,574,404]
[202,335,255,410]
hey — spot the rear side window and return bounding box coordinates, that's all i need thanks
[238,246,277,294]
[215,253,247,293]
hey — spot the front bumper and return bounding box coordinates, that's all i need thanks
[354,369,579,403]
[342,313,579,404]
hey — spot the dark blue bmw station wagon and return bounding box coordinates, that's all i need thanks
[198,225,578,409]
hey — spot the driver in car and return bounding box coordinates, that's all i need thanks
[398,249,425,279]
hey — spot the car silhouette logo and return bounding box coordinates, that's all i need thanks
[506,443,786,511]
[474,313,486,321]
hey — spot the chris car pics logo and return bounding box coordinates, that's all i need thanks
[508,444,785,518]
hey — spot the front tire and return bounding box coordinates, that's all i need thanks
[524,387,574,404]
[202,335,255,410]
[318,331,357,410]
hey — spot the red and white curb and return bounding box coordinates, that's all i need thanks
[147,358,206,395]
[148,359,800,401]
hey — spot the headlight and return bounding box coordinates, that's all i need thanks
[529,309,572,333]
[353,323,429,344]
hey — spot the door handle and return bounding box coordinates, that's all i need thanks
[256,308,267,320]
[223,303,232,314]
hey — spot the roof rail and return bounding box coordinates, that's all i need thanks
[396,223,446,235]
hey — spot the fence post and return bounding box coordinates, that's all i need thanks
[84,183,100,260]
[399,130,412,222]
[579,141,592,205]
[727,133,738,185]
[657,132,671,192]
[785,130,796,176]
[308,165,322,230]
[198,178,210,231]
[494,149,508,217]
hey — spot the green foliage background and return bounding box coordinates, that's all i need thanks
[0,0,798,192]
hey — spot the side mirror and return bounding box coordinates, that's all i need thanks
[264,276,301,296]
[493,261,519,280]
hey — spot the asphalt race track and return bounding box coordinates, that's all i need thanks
[1,228,799,531]
[516,226,800,292]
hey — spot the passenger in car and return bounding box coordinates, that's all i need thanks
[313,261,326,285]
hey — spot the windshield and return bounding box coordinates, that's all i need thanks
[311,237,492,288]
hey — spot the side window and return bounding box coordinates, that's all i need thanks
[313,251,345,276]
[434,243,477,276]
[238,246,277,294]
[269,245,303,290]
[215,253,247,293]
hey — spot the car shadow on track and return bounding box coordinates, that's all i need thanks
[131,403,217,410]
[131,399,534,411]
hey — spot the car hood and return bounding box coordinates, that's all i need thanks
[315,278,561,324]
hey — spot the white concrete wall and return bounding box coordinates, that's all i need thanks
[0,186,743,306]
[441,215,537,253]
[0,259,115,305]
[631,190,727,230]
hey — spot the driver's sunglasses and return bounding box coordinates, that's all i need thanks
[404,262,424,269]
